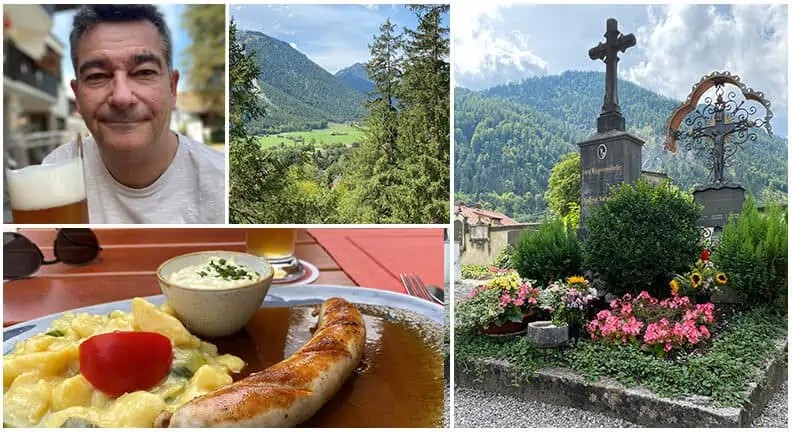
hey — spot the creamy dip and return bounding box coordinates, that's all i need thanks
[169,257,262,289]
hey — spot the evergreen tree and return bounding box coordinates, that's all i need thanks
[390,5,450,223]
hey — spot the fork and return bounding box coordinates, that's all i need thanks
[400,273,436,304]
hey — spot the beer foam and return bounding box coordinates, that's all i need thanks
[7,158,87,211]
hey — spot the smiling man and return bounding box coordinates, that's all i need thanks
[43,5,224,224]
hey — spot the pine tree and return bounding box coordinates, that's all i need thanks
[392,5,450,223]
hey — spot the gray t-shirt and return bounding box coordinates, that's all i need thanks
[43,133,225,224]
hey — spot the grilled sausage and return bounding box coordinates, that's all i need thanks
[161,297,366,427]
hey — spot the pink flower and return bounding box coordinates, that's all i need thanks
[664,343,673,352]
[513,297,525,306]
[528,297,537,304]
[500,293,511,308]
[699,325,710,339]
[622,316,644,335]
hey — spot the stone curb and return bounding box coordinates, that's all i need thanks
[455,337,787,427]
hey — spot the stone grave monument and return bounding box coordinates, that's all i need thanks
[578,18,644,236]
[664,71,774,239]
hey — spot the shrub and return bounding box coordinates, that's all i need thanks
[512,219,582,286]
[584,180,701,297]
[492,244,515,270]
[713,196,788,312]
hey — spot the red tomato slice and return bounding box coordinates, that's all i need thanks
[79,331,173,397]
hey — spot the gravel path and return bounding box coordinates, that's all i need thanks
[454,383,788,427]
[751,381,788,428]
[454,386,637,427]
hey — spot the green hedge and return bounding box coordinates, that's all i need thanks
[512,218,581,285]
[583,180,701,297]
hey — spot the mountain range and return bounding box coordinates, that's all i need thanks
[455,71,788,222]
[335,62,375,94]
[239,31,370,134]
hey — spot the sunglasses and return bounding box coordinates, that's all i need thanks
[3,229,102,280]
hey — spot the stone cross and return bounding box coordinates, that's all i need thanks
[588,18,636,133]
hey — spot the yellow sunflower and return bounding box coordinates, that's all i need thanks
[690,272,702,289]
[566,275,587,285]
[716,273,728,285]
[669,279,680,295]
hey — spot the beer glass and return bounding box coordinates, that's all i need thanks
[6,141,88,224]
[245,228,303,281]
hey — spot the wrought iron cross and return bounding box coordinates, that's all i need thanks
[665,72,773,185]
[589,18,636,133]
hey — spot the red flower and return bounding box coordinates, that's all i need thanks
[700,249,710,262]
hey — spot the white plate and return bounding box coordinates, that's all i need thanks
[3,285,443,352]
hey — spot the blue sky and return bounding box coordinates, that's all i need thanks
[231,4,446,74]
[53,4,191,92]
[454,3,788,137]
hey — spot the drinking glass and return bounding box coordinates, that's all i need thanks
[245,228,303,281]
[6,137,88,224]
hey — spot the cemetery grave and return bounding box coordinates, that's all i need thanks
[454,17,787,427]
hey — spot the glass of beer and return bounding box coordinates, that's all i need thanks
[246,228,303,282]
[6,146,88,224]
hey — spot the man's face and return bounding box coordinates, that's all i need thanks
[71,20,179,154]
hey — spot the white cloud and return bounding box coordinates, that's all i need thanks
[289,42,298,50]
[627,4,787,132]
[453,2,550,90]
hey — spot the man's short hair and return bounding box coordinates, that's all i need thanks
[70,5,173,74]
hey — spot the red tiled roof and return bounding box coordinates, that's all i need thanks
[454,204,519,226]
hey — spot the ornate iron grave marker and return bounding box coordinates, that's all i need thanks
[578,18,644,236]
[664,71,773,231]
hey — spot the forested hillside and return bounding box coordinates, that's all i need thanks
[335,62,375,94]
[455,71,788,222]
[239,31,367,134]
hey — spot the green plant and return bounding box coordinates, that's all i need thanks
[513,219,582,286]
[713,197,788,312]
[670,252,727,300]
[539,276,598,325]
[455,272,540,329]
[492,244,515,270]
[584,180,701,297]
[461,264,494,280]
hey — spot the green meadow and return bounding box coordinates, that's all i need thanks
[258,123,366,148]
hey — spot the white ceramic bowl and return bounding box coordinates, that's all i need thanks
[156,251,274,338]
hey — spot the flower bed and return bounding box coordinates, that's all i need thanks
[587,291,715,357]
[456,271,540,331]
[455,306,787,407]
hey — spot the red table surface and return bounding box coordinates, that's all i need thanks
[308,228,444,293]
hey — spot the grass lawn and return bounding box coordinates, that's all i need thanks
[258,123,366,148]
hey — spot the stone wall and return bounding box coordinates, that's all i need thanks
[459,223,539,266]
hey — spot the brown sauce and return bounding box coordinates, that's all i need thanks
[212,305,445,427]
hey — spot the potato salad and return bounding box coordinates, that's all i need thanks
[3,298,245,428]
